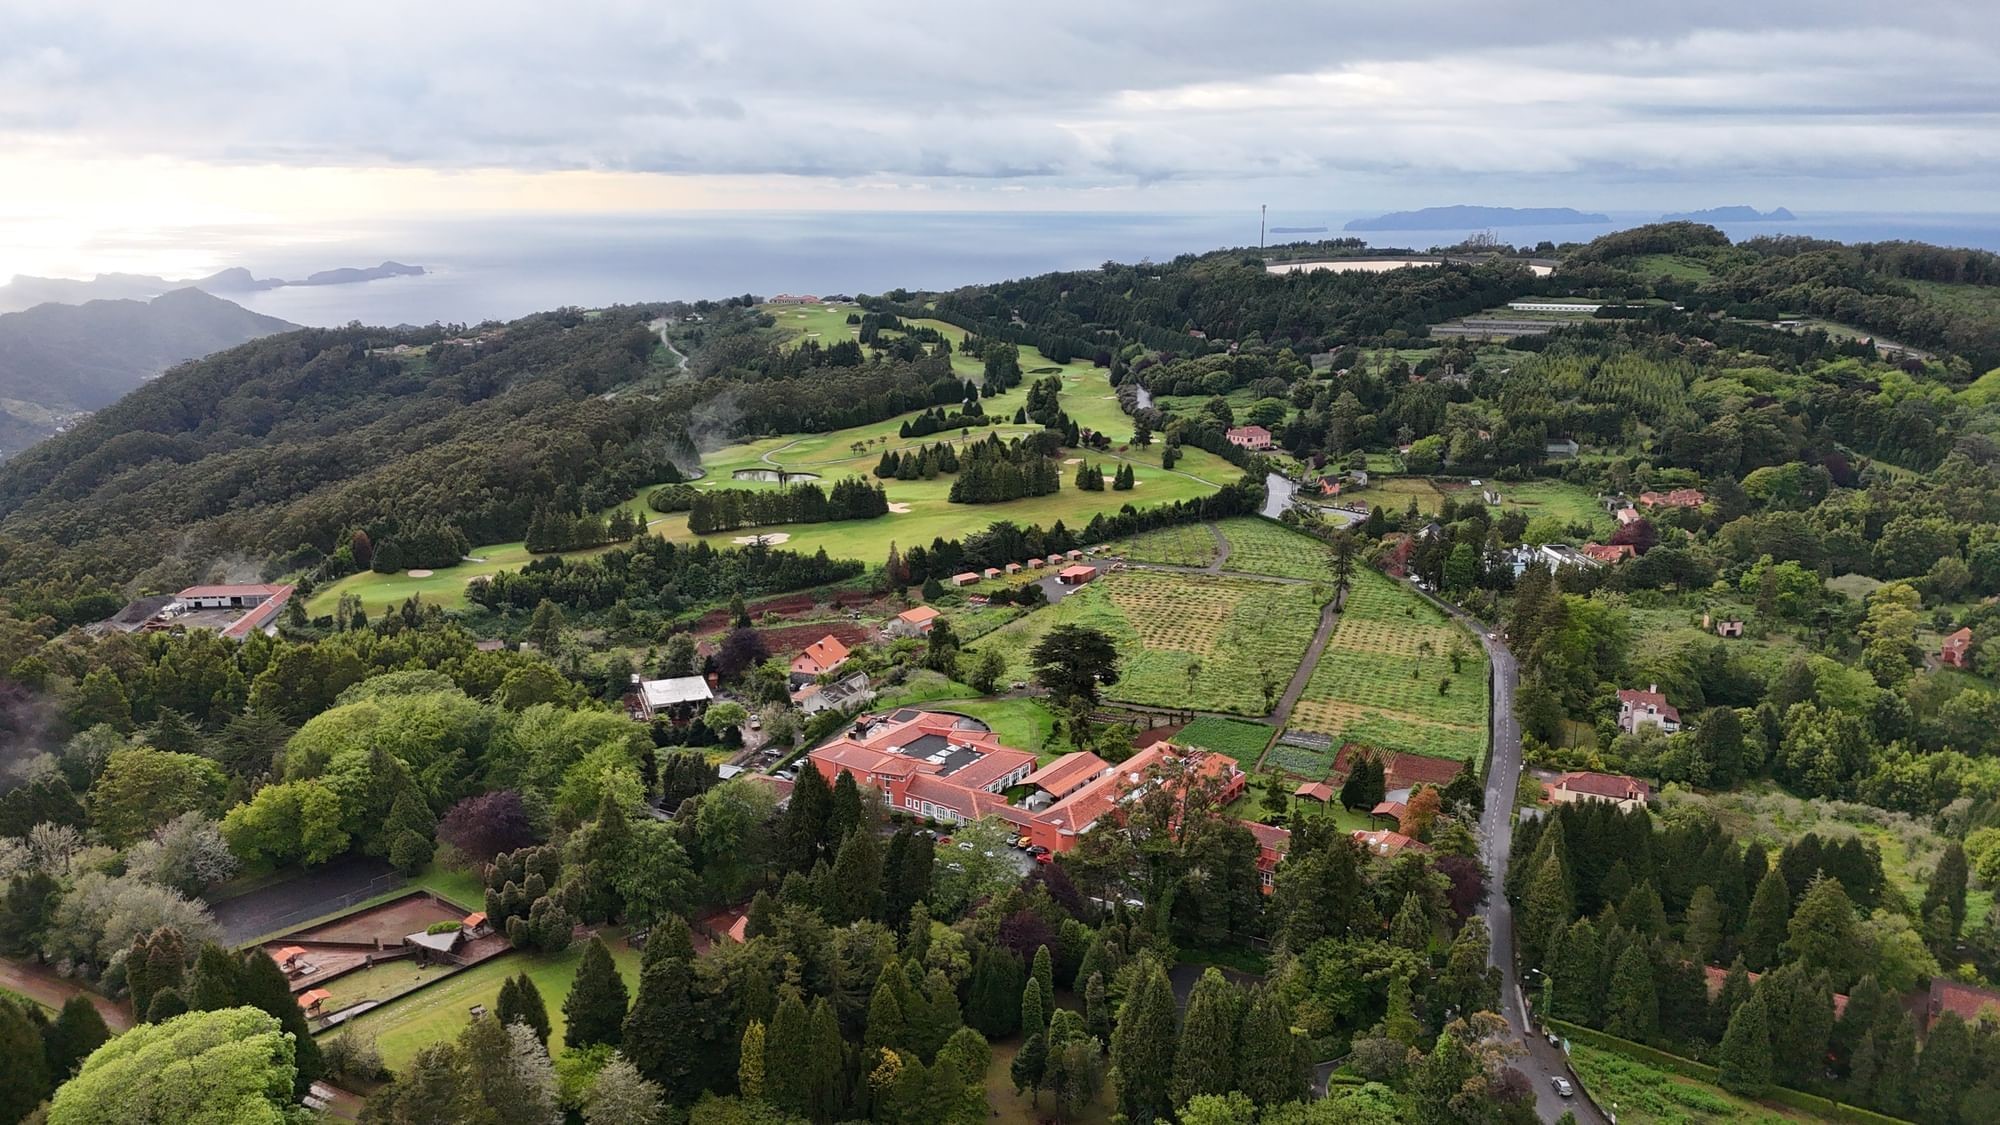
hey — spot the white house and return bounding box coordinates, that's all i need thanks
[1617,684,1681,734]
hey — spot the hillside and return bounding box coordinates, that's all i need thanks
[0,289,297,453]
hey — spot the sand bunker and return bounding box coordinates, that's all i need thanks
[733,532,792,545]
[887,502,913,514]
[406,569,434,578]
[1063,458,1083,465]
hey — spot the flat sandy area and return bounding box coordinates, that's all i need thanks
[734,532,792,545]
[405,569,434,577]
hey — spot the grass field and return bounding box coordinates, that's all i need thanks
[1624,254,1721,282]
[1288,568,1488,760]
[1175,716,1276,764]
[930,698,1061,762]
[1215,518,1333,579]
[1567,1044,1814,1124]
[1361,476,1449,515]
[1485,479,1616,536]
[325,931,642,1070]
[972,571,1330,717]
[1107,522,1219,568]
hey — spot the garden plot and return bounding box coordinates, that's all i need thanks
[1287,569,1488,761]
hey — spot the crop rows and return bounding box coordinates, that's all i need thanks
[1108,523,1217,568]
[1215,518,1335,580]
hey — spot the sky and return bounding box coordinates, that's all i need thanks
[3,0,1998,276]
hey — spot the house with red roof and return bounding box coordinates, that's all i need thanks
[1549,771,1652,812]
[1581,543,1636,564]
[1058,565,1099,585]
[1941,627,1976,669]
[1705,966,1848,1019]
[1928,978,2000,1032]
[1225,425,1273,450]
[1617,684,1680,734]
[1638,488,1706,509]
[1351,829,1427,858]
[789,635,851,684]
[888,605,942,638]
[1245,821,1292,894]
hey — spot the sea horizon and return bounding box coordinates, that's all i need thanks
[25,207,2000,329]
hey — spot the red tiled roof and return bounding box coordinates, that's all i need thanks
[1294,781,1334,802]
[272,946,307,963]
[1226,425,1271,440]
[1023,752,1110,799]
[897,606,941,624]
[1617,687,1680,723]
[1581,543,1636,564]
[1708,965,1848,1018]
[1553,771,1651,801]
[1059,565,1098,579]
[462,912,486,927]
[792,634,851,673]
[298,989,332,1008]
[1930,978,2000,1028]
[1351,829,1427,857]
[1244,821,1292,872]
[220,584,296,639]
[1372,800,1408,819]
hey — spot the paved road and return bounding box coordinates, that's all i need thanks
[1456,609,1603,1124]
[0,956,133,1030]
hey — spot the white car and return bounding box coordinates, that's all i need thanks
[1551,1077,1573,1098]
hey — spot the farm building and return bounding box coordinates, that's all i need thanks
[951,572,980,587]
[1004,562,1022,575]
[983,567,1002,580]
[1225,425,1273,450]
[1293,780,1334,803]
[888,605,942,637]
[139,583,296,640]
[1027,557,1045,568]
[1638,488,1706,509]
[632,675,713,722]
[1617,685,1680,734]
[1058,565,1098,585]
[1942,627,1975,669]
[793,670,874,717]
[1065,549,1085,561]
[1548,770,1651,811]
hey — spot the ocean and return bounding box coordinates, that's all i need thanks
[213,209,2000,329]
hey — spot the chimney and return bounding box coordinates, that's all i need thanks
[1648,683,1658,694]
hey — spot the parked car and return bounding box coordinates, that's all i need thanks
[1551,1077,1573,1098]
[937,835,953,846]
[1027,845,1049,857]
[1034,853,1055,865]
[749,716,761,730]
[1014,835,1032,849]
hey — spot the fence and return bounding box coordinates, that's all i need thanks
[223,871,406,948]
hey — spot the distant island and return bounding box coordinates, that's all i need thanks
[0,260,428,313]
[1268,226,1328,235]
[1659,205,1796,223]
[1345,205,1610,231]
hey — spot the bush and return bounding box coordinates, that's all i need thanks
[425,921,463,935]
[322,1028,387,1082]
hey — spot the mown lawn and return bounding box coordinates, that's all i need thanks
[323,931,642,1071]
[972,572,1330,717]
[1288,569,1488,760]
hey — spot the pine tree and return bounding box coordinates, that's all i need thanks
[1683,885,1722,963]
[1717,991,1773,1096]
[622,957,697,1098]
[237,945,323,1089]
[780,762,832,873]
[866,974,908,1058]
[1031,944,1055,1015]
[738,1019,767,1103]
[1921,842,1969,938]
[1549,917,1602,1024]
[42,994,110,1080]
[1783,875,1858,988]
[1235,985,1305,1107]
[144,987,188,1022]
[1391,891,1430,951]
[187,943,240,1010]
[0,997,53,1125]
[563,937,629,1049]
[1381,972,1422,1047]
[765,992,811,1116]
[1012,1032,1048,1103]
[1111,957,1177,1124]
[1522,849,1576,970]
[829,828,884,924]
[1743,866,1790,971]
[1604,943,1658,1041]
[1709,956,1752,1043]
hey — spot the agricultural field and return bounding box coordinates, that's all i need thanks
[971,571,1331,717]
[1288,568,1488,761]
[1175,716,1276,764]
[1566,1044,1814,1124]
[1483,479,1617,536]
[1107,522,1219,568]
[1358,475,1449,515]
[1215,517,1333,580]
[1263,737,1342,778]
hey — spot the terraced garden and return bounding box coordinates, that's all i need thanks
[1287,569,1488,760]
[971,571,1330,716]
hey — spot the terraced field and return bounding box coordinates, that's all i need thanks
[1287,568,1487,760]
[1215,518,1333,579]
[971,571,1330,716]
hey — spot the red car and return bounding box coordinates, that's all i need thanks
[1034,852,1055,865]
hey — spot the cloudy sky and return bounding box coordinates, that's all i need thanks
[3,0,1997,274]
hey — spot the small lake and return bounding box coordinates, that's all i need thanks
[732,469,821,483]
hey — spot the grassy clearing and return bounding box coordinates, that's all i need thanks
[1358,476,1449,515]
[1485,479,1616,535]
[972,572,1329,717]
[1567,1044,1811,1124]
[1661,785,1992,922]
[1175,716,1276,764]
[931,699,1060,762]
[1289,568,1487,761]
[1624,254,1720,282]
[1215,517,1333,580]
[325,931,642,1071]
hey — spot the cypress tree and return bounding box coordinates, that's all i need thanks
[563,937,629,1049]
[805,997,846,1123]
[237,946,323,1089]
[1012,1032,1048,1103]
[1709,956,1752,1043]
[622,957,697,1099]
[1717,990,1773,1096]
[1620,880,1666,938]
[829,769,864,842]
[1236,984,1305,1107]
[1743,866,1790,971]
[1782,875,1858,988]
[187,943,239,1011]
[1760,964,1834,1087]
[1173,968,1242,1106]
[143,987,188,1023]
[1550,917,1601,1024]
[1604,943,1658,1041]
[0,997,52,1125]
[42,994,110,1080]
[1111,957,1177,1124]
[829,829,884,925]
[641,914,695,968]
[1031,944,1055,1014]
[1522,849,1575,970]
[765,992,811,1116]
[1683,885,1722,963]
[739,1019,766,1102]
[1921,843,1969,938]
[865,974,907,1058]
[497,972,551,1045]
[1084,971,1110,1042]
[780,763,832,873]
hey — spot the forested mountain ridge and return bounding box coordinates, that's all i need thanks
[0,288,296,454]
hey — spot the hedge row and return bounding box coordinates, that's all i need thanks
[1547,1019,1908,1125]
